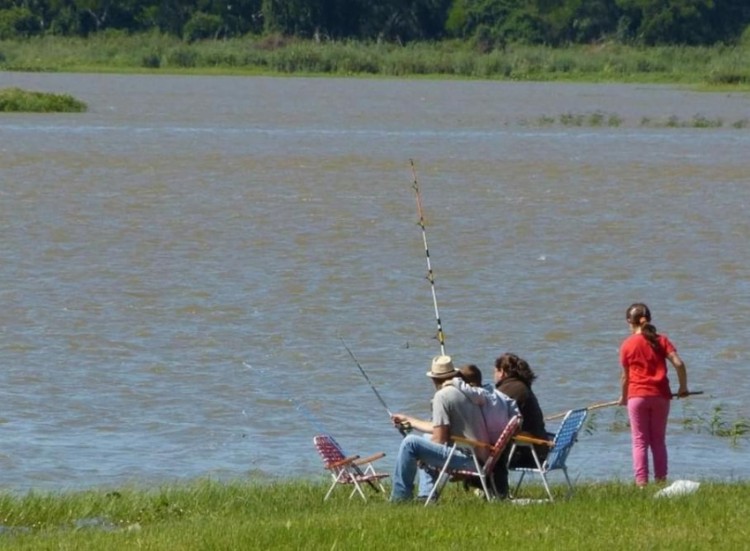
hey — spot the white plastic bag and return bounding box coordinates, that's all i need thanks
[654,480,700,498]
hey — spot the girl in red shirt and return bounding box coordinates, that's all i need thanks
[619,303,689,486]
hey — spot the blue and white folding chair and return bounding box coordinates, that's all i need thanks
[508,408,588,502]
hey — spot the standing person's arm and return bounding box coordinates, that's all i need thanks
[619,365,629,406]
[667,351,689,396]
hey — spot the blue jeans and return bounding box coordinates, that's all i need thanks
[390,434,475,501]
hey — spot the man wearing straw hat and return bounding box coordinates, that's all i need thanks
[389,355,489,502]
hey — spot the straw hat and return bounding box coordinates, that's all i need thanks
[426,355,458,379]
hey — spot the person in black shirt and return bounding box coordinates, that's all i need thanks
[494,352,549,468]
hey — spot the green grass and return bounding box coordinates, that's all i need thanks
[0,87,87,112]
[0,478,747,549]
[1,33,750,88]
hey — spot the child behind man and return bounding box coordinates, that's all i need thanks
[448,364,519,498]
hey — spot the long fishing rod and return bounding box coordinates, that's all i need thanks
[341,338,410,436]
[673,390,704,398]
[545,400,620,421]
[341,338,394,416]
[545,391,705,421]
[410,159,446,356]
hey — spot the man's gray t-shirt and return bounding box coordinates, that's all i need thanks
[432,385,490,458]
[449,379,520,443]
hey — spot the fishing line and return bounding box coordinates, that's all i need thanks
[410,159,446,355]
[274,370,379,489]
[289,397,332,436]
[243,362,328,433]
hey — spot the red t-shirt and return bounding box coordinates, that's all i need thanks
[620,333,676,399]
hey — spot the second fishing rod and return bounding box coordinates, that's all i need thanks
[410,159,447,356]
[344,162,446,438]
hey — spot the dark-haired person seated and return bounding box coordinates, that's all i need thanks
[495,353,550,468]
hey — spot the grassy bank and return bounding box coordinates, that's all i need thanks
[0,87,87,112]
[0,478,748,549]
[1,32,750,87]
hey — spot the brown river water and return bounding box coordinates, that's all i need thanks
[0,72,748,492]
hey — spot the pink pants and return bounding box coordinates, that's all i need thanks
[627,396,670,485]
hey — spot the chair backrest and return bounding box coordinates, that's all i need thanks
[313,434,347,469]
[483,414,522,474]
[546,408,588,470]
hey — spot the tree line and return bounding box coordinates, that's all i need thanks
[1,0,749,46]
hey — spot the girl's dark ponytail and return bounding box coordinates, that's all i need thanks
[626,303,662,353]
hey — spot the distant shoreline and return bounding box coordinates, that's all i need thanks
[1,34,749,91]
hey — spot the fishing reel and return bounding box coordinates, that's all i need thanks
[397,421,413,436]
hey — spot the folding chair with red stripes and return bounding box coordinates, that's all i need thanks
[313,434,390,501]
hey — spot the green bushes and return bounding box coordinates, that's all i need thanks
[0,7,40,40]
[0,34,749,87]
[183,12,223,43]
[0,87,87,112]
[167,47,198,68]
[141,52,161,68]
